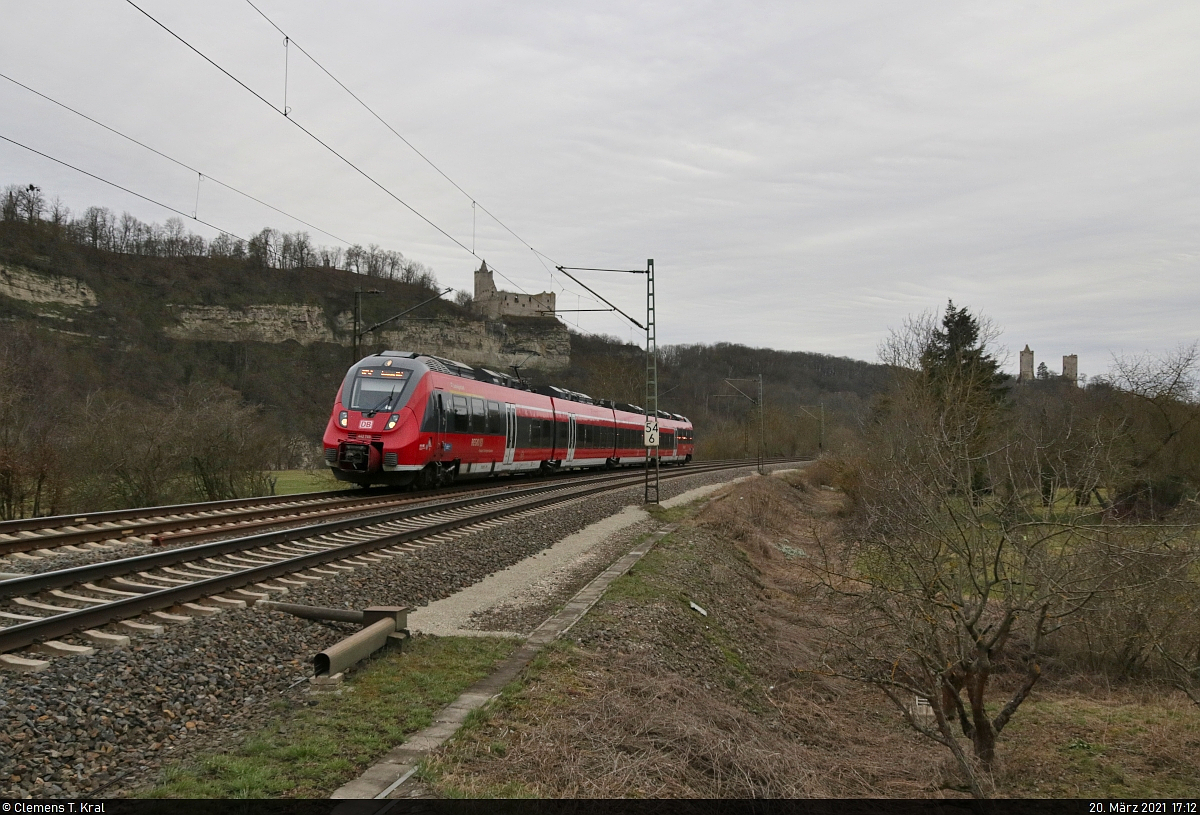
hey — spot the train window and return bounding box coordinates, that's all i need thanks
[542,419,552,445]
[452,395,470,433]
[348,369,410,412]
[487,401,503,434]
[471,398,486,433]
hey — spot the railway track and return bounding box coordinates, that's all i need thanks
[0,465,635,559]
[0,458,797,664]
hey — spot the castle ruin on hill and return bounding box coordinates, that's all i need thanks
[471,261,556,320]
[1019,345,1078,384]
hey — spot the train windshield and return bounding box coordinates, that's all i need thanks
[348,367,411,412]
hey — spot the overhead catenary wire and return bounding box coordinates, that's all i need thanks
[122,0,639,339]
[239,1,624,323]
[0,132,270,258]
[0,71,352,248]
[121,0,536,294]
[242,0,550,265]
[554,265,644,330]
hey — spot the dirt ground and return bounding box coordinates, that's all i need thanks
[420,472,1200,798]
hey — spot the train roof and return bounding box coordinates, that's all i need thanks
[353,351,687,416]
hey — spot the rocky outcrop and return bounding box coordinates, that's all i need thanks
[368,316,570,371]
[165,303,570,370]
[0,264,98,308]
[164,304,334,345]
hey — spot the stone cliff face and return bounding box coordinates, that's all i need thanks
[0,263,98,308]
[164,304,334,346]
[0,260,571,371]
[366,315,570,372]
[165,304,569,370]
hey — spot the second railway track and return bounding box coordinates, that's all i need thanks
[0,459,796,661]
[0,459,760,561]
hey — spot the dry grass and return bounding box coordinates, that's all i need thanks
[998,685,1200,797]
[421,475,1199,799]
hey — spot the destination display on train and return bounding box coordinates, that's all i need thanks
[358,368,409,379]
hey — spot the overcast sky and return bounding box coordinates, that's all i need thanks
[3,1,1198,378]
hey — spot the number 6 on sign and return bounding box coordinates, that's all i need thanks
[644,417,659,448]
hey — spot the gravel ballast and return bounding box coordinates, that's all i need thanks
[0,463,783,798]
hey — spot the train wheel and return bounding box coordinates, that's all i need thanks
[415,465,436,490]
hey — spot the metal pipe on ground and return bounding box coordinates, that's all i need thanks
[257,601,365,624]
[312,606,409,677]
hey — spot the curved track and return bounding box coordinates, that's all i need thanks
[0,459,797,657]
[0,461,728,557]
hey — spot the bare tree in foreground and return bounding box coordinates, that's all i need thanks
[809,304,1199,797]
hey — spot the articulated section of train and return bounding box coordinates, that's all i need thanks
[322,351,694,488]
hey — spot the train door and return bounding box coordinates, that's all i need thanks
[503,403,517,465]
[432,392,446,461]
[566,414,577,465]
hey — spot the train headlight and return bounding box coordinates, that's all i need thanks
[385,413,400,430]
[338,410,349,428]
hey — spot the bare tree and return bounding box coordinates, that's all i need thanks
[48,197,70,234]
[17,184,44,222]
[810,305,1196,797]
[1102,343,1200,516]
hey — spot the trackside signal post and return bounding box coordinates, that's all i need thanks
[553,258,660,503]
[643,259,659,503]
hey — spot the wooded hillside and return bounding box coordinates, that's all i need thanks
[0,183,889,515]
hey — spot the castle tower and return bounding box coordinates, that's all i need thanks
[473,260,497,299]
[1062,354,1078,384]
[1019,345,1034,383]
[471,259,557,320]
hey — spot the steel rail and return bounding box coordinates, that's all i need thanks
[0,491,421,554]
[0,458,732,554]
[145,462,712,547]
[0,487,367,536]
[0,459,783,652]
[0,476,597,600]
[0,459,767,602]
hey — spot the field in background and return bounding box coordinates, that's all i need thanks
[268,469,343,495]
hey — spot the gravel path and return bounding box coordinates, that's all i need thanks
[0,463,781,799]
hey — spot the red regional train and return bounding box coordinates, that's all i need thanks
[323,351,694,488]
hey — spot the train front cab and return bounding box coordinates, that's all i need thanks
[323,355,433,487]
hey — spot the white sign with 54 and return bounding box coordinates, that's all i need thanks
[644,417,659,448]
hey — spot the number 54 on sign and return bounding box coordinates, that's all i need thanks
[644,417,659,447]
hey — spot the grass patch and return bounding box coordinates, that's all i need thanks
[140,635,516,798]
[645,503,694,524]
[417,641,576,799]
[603,546,675,605]
[999,690,1200,797]
[267,468,342,495]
